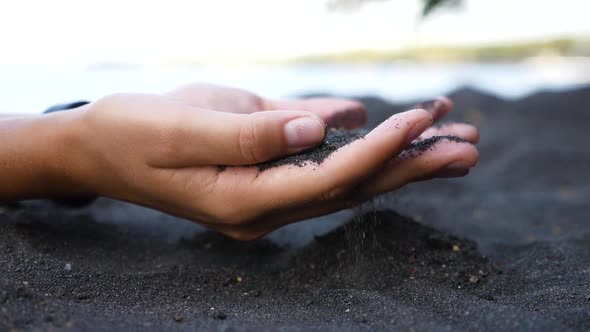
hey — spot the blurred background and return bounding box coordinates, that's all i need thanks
[1,0,589,113]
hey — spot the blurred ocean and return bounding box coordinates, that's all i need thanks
[1,57,590,114]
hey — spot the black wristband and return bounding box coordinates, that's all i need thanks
[43,101,90,114]
[43,101,97,208]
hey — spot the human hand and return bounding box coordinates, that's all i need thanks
[39,84,478,240]
[165,82,368,129]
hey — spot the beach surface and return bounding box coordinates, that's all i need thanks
[1,87,589,331]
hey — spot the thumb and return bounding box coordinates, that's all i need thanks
[150,109,326,168]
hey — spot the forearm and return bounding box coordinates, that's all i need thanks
[0,114,34,119]
[0,112,86,201]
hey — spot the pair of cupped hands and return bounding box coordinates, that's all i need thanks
[50,83,478,240]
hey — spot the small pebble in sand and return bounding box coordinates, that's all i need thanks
[64,263,72,272]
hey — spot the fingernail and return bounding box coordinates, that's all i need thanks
[284,117,326,148]
[434,161,470,178]
[406,117,433,145]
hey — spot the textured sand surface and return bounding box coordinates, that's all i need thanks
[1,87,589,331]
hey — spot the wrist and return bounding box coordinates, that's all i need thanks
[0,107,92,200]
[43,106,97,198]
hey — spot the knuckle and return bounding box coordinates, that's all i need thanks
[237,120,265,164]
[157,133,183,161]
[318,185,348,202]
[249,94,266,111]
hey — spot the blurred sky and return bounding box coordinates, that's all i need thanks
[0,0,589,65]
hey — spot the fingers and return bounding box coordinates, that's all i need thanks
[148,108,326,168]
[414,96,453,122]
[206,137,478,240]
[165,83,263,114]
[166,84,368,131]
[357,138,479,198]
[251,108,433,207]
[268,95,450,130]
[250,130,478,234]
[166,83,368,129]
[418,123,479,143]
[266,98,367,129]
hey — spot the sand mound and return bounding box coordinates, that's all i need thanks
[285,211,496,291]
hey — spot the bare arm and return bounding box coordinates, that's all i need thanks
[0,111,86,201]
[0,114,34,119]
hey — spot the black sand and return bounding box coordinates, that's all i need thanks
[407,135,468,153]
[219,130,365,172]
[2,87,590,331]
[251,131,468,172]
[256,130,364,171]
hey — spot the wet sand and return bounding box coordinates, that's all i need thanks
[1,86,589,331]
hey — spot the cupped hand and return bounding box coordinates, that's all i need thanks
[62,83,478,240]
[165,83,368,129]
